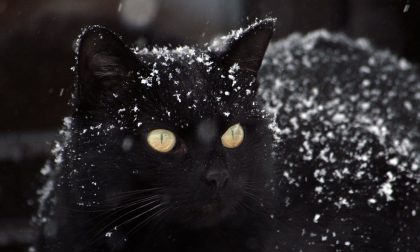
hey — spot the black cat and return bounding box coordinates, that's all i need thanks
[33,18,420,252]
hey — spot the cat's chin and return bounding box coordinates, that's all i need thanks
[181,196,240,229]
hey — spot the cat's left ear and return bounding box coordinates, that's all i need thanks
[75,26,138,111]
[219,19,275,75]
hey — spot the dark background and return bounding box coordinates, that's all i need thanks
[0,0,419,251]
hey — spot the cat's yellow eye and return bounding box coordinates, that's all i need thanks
[221,123,244,149]
[147,129,176,153]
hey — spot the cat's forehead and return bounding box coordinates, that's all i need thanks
[135,46,215,77]
[132,47,244,114]
[110,45,262,129]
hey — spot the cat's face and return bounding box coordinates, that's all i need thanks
[70,21,274,229]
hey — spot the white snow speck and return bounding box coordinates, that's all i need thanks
[173,94,182,103]
[313,214,321,223]
[378,171,396,201]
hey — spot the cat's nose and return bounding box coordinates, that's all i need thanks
[205,169,229,190]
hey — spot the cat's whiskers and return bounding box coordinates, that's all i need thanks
[242,183,274,217]
[243,183,265,198]
[113,203,171,250]
[93,198,161,233]
[85,197,164,249]
[78,192,166,248]
[238,198,266,217]
[107,187,164,198]
[59,194,161,214]
[122,203,170,238]
[79,195,160,244]
[115,200,165,228]
[103,189,164,204]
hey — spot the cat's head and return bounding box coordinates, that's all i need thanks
[68,19,275,229]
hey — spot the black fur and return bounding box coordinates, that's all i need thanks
[34,19,420,252]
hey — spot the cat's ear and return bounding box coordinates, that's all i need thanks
[75,26,138,110]
[218,19,275,75]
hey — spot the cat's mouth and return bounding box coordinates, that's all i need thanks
[184,194,240,228]
[201,199,224,215]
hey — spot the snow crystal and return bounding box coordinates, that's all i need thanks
[59,88,64,97]
[332,113,346,123]
[387,157,399,166]
[228,63,240,86]
[378,172,396,201]
[313,214,321,223]
[141,78,152,87]
[173,93,182,103]
[289,117,299,130]
[368,198,377,205]
[359,66,371,74]
[314,169,326,183]
[403,101,413,111]
[334,197,350,209]
[40,163,52,176]
[403,3,411,13]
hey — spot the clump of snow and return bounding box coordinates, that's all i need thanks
[228,63,240,86]
[378,171,396,201]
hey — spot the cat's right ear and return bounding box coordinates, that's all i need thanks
[217,19,275,75]
[75,26,138,111]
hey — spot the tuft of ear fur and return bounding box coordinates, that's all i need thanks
[75,26,138,111]
[218,18,275,75]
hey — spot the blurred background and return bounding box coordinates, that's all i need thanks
[0,0,419,251]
